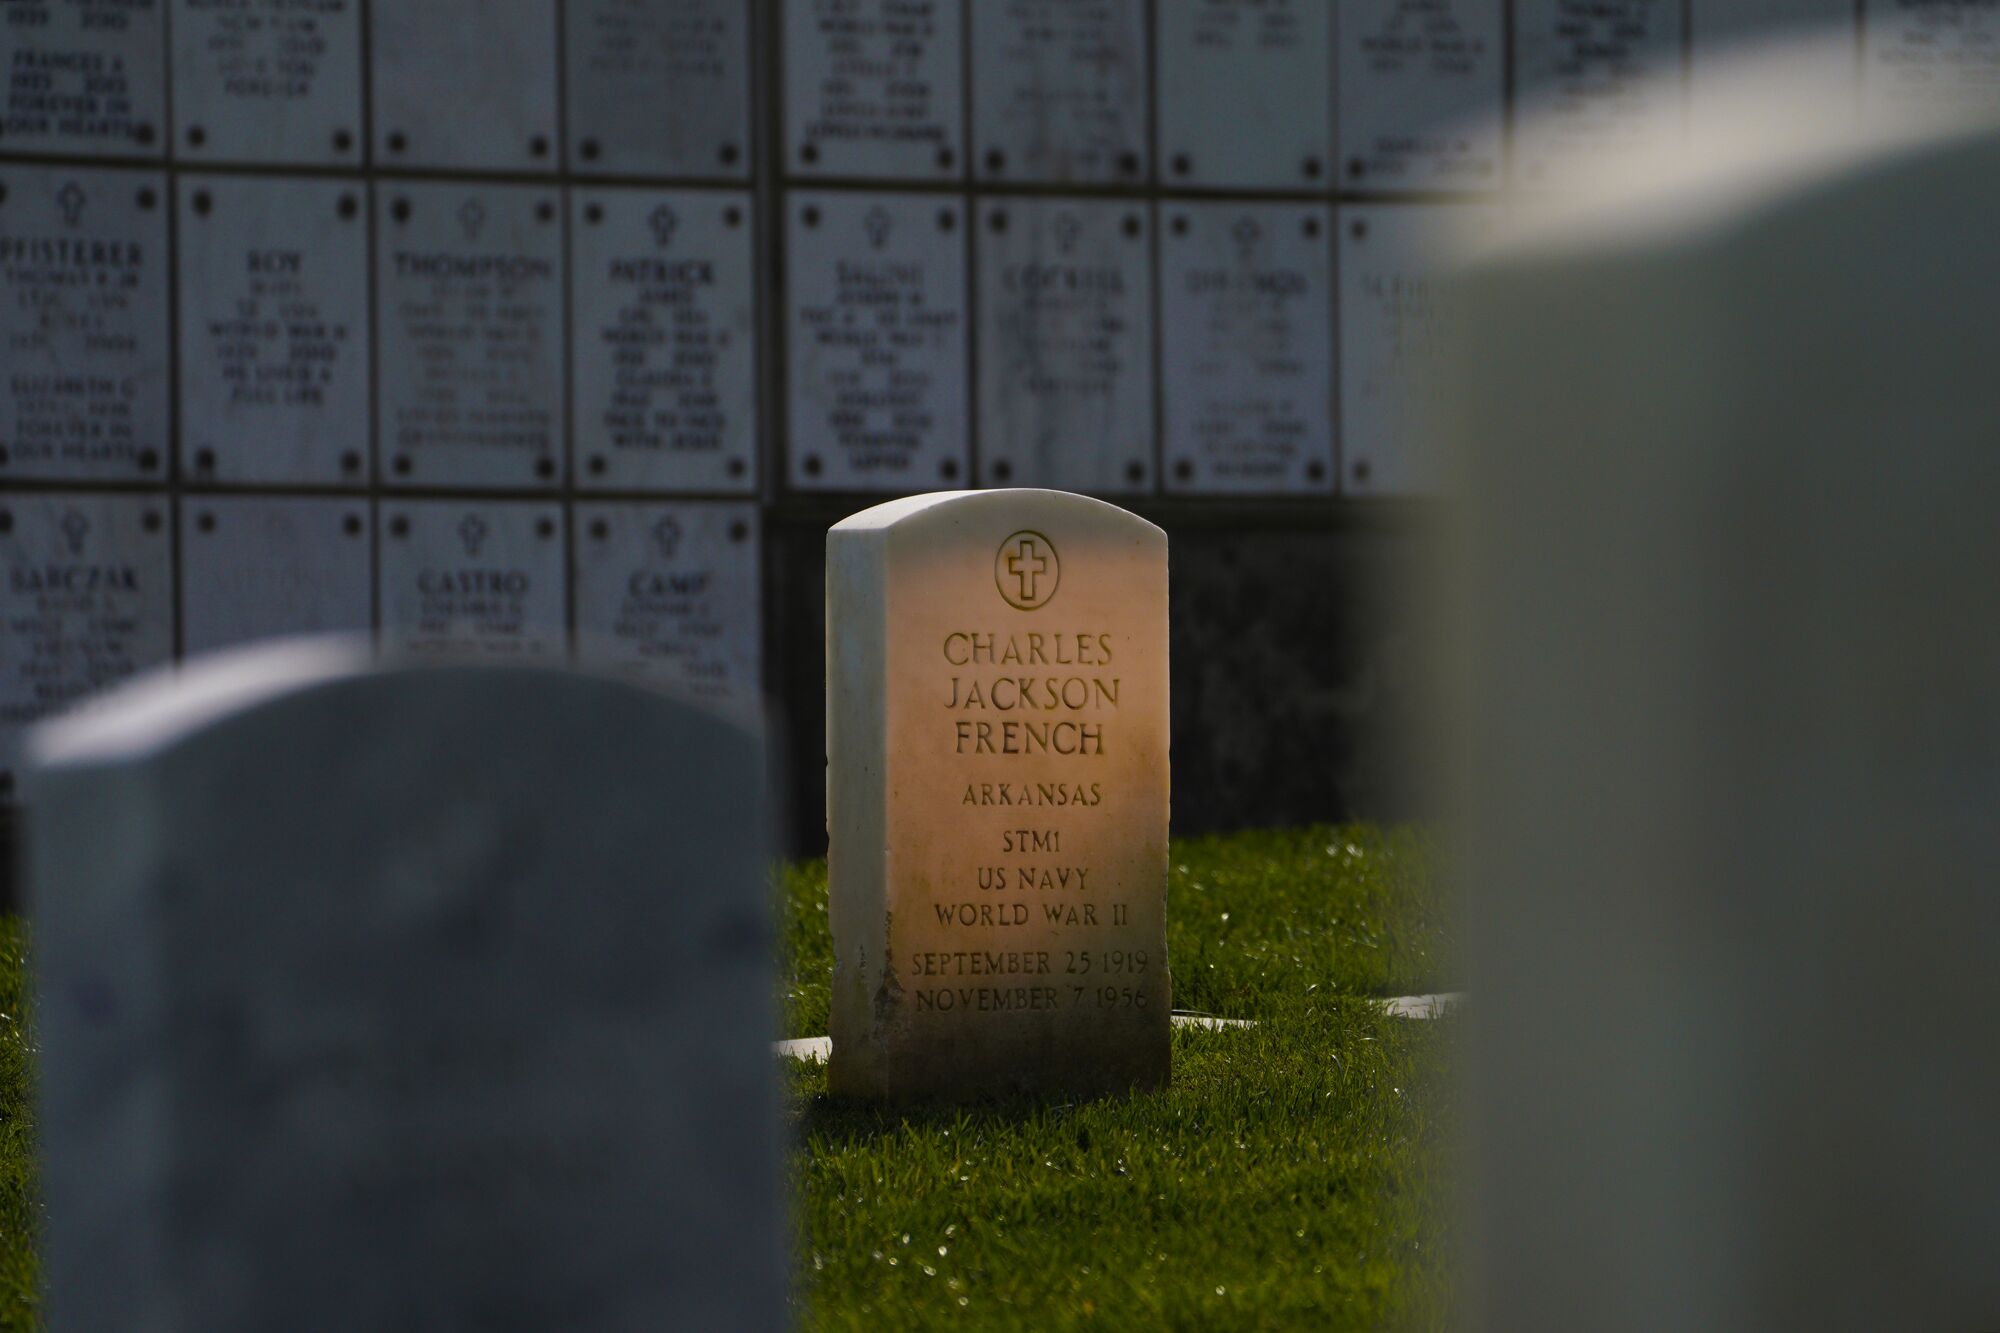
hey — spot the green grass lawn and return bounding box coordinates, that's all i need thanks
[0,917,36,1333]
[785,824,1458,1331]
[0,823,1455,1331]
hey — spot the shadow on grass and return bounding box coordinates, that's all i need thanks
[784,998,1455,1150]
[787,1078,1162,1149]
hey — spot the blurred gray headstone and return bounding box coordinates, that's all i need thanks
[0,165,169,482]
[1513,0,1685,188]
[1447,83,2000,1333]
[975,197,1154,494]
[786,191,968,491]
[785,0,962,179]
[970,0,1148,185]
[1863,0,2000,121]
[28,641,782,1330]
[0,0,163,156]
[1160,201,1334,495]
[571,188,756,493]
[825,489,1172,1100]
[370,0,557,173]
[1336,0,1504,193]
[170,0,362,164]
[574,501,760,708]
[177,175,369,486]
[1157,0,1332,190]
[566,0,750,178]
[180,497,371,658]
[379,501,566,660]
[377,183,564,491]
[0,491,173,794]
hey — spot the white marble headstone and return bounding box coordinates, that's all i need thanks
[26,642,783,1330]
[827,489,1170,1100]
[1445,71,2000,1333]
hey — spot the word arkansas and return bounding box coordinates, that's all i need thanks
[961,781,1103,807]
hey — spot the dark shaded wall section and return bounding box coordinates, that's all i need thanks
[766,500,1430,858]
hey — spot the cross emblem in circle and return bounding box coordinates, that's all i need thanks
[1009,541,1047,600]
[994,530,1059,610]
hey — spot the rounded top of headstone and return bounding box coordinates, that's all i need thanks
[1472,39,2000,269]
[31,637,374,768]
[829,488,1164,543]
[28,636,756,772]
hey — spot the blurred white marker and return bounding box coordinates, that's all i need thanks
[774,995,1462,1061]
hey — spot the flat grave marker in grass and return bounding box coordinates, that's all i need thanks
[826,489,1171,1099]
[25,641,784,1331]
